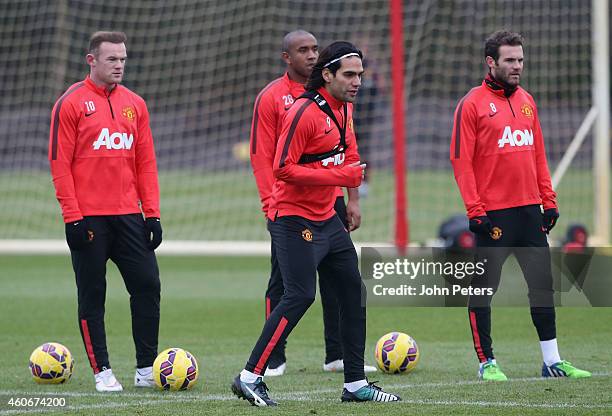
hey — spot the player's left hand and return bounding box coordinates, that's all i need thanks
[346,199,361,231]
[542,208,559,234]
[145,217,163,250]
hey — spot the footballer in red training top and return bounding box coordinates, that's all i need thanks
[232,41,401,406]
[450,30,591,382]
[49,31,163,392]
[248,30,373,377]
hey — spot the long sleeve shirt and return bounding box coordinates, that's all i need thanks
[49,76,160,223]
[450,75,557,218]
[268,87,362,221]
[250,73,344,216]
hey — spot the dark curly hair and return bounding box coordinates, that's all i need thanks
[305,41,362,91]
[484,30,523,63]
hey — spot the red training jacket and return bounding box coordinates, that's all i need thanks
[450,75,557,218]
[250,73,343,215]
[49,76,160,223]
[268,87,362,221]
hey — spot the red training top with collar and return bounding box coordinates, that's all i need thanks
[268,87,361,222]
[49,76,160,223]
[249,73,343,215]
[450,74,557,218]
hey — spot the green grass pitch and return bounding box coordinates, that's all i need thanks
[0,255,610,415]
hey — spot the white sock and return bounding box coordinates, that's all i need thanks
[540,338,561,366]
[136,366,152,375]
[344,379,368,393]
[479,359,496,370]
[240,369,260,383]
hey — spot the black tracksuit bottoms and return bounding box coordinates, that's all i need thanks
[71,214,160,372]
[468,205,556,362]
[264,197,347,366]
[246,214,366,383]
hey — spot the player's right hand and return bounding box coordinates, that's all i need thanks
[65,218,93,251]
[347,161,366,186]
[469,215,493,235]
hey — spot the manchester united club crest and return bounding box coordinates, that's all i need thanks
[521,103,534,119]
[302,229,313,242]
[122,106,136,122]
[348,118,354,132]
[490,226,503,240]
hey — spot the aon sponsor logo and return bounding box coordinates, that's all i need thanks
[93,128,134,150]
[498,126,533,148]
[321,153,345,167]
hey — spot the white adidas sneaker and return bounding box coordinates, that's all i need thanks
[95,368,123,392]
[323,359,377,373]
[134,366,156,388]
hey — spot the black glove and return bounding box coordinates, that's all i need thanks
[145,217,163,250]
[65,219,92,251]
[542,208,559,234]
[469,215,493,235]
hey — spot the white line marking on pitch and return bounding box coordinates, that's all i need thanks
[1,373,609,414]
[4,372,609,399]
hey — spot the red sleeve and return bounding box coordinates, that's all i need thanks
[249,90,278,214]
[49,97,82,223]
[273,102,362,187]
[450,97,487,218]
[532,103,557,209]
[135,100,160,218]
